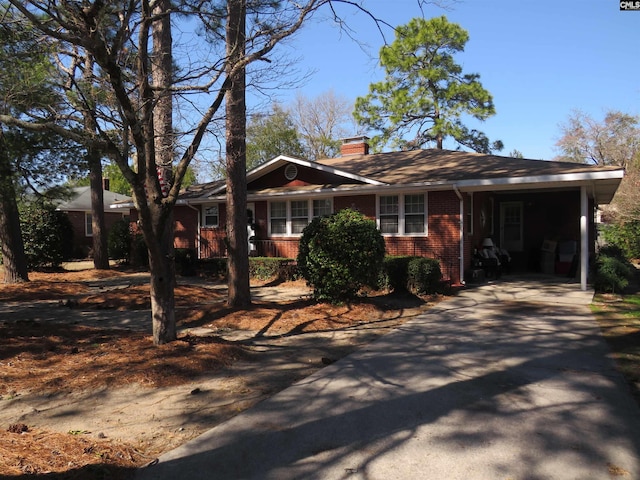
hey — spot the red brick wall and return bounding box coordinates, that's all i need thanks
[199,228,227,258]
[65,210,127,257]
[194,191,463,283]
[333,195,376,219]
[173,206,198,249]
[426,190,461,283]
[333,190,461,283]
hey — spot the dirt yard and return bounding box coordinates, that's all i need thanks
[0,265,437,478]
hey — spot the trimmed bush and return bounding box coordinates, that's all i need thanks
[197,258,227,277]
[407,257,442,294]
[380,255,443,294]
[297,209,385,303]
[249,257,298,281]
[107,218,132,262]
[379,256,413,292]
[593,245,634,293]
[175,248,197,276]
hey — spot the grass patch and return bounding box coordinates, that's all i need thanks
[592,282,640,406]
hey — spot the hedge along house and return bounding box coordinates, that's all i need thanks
[135,137,624,290]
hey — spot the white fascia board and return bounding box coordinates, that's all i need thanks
[243,181,455,201]
[110,198,195,209]
[455,170,624,191]
[109,202,135,209]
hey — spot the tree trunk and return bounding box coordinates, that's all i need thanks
[225,0,251,308]
[0,142,28,283]
[83,56,110,270]
[148,215,176,344]
[88,149,110,269]
[148,0,177,344]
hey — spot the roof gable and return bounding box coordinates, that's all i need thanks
[247,155,384,187]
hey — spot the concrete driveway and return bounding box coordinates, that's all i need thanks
[137,276,640,480]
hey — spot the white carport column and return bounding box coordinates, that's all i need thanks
[580,186,588,291]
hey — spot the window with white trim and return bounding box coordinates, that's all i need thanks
[203,205,219,227]
[291,200,309,234]
[313,199,332,217]
[378,193,426,235]
[85,212,93,237]
[270,201,287,234]
[404,194,426,234]
[379,195,399,234]
[269,198,333,236]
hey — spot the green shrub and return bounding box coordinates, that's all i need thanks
[379,256,443,294]
[601,221,640,260]
[249,257,297,281]
[20,200,73,268]
[297,209,385,303]
[593,248,634,293]
[197,258,227,277]
[175,248,197,276]
[379,256,413,292]
[131,233,149,267]
[407,257,443,294]
[107,218,132,262]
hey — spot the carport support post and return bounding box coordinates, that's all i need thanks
[580,186,588,291]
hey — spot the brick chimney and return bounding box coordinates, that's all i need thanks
[341,136,370,156]
[102,178,110,191]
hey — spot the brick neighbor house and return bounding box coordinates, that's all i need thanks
[120,137,625,290]
[56,179,130,258]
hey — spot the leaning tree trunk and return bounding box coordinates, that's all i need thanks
[225,0,251,308]
[0,146,28,283]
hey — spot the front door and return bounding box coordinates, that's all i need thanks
[500,202,523,252]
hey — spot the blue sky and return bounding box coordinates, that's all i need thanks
[266,0,639,160]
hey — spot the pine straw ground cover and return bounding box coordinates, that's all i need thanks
[0,267,433,478]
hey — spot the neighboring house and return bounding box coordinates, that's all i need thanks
[56,180,131,258]
[121,137,625,290]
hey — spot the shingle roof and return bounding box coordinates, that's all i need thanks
[179,179,225,200]
[176,148,624,204]
[55,187,131,212]
[316,149,622,185]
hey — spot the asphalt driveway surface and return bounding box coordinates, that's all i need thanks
[137,277,640,480]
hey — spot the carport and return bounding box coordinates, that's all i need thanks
[457,168,624,291]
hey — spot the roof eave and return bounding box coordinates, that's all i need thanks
[455,170,624,204]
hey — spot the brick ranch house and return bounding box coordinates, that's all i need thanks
[117,137,624,290]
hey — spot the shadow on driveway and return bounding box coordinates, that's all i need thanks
[137,281,640,480]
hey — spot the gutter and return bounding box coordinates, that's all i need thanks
[453,185,465,286]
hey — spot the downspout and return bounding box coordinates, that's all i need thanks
[453,185,465,286]
[186,203,201,259]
